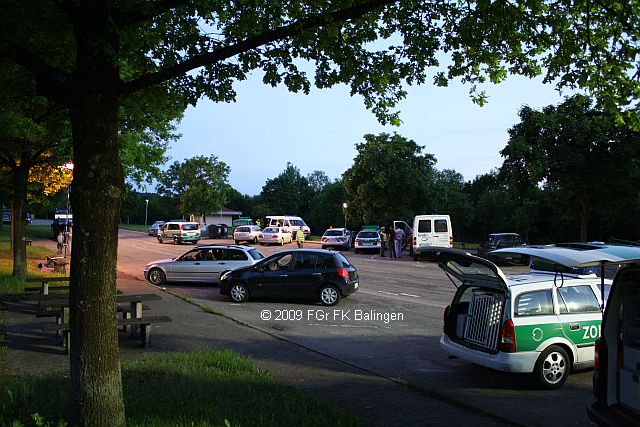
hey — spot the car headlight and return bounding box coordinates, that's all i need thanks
[220,271,232,282]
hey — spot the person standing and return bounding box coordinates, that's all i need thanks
[296,227,305,248]
[395,225,405,258]
[387,225,396,259]
[56,231,64,254]
[379,227,386,257]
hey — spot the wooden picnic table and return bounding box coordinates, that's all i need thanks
[38,293,167,351]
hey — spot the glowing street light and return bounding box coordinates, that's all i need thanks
[342,202,348,229]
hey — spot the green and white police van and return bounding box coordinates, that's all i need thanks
[431,246,612,389]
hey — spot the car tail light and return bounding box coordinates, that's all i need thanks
[322,237,327,242]
[449,235,454,247]
[499,319,516,352]
[338,238,344,242]
[594,339,600,370]
[443,305,450,333]
[336,267,350,280]
[355,239,361,244]
[413,236,416,245]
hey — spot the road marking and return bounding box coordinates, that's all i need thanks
[400,293,420,298]
[377,290,399,296]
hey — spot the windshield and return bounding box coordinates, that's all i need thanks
[358,232,379,238]
[263,227,279,233]
[290,219,306,226]
[236,226,250,232]
[181,223,199,231]
[324,230,343,237]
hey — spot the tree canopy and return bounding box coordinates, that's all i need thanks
[343,132,436,223]
[158,155,230,222]
[3,0,640,424]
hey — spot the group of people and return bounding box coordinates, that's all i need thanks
[379,225,406,259]
[56,228,72,255]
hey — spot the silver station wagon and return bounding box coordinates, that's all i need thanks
[144,245,265,286]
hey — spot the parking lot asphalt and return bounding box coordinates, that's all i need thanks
[1,238,515,426]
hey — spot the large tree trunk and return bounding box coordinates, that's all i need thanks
[68,3,126,425]
[11,165,28,278]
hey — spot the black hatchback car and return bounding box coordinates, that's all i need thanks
[219,249,359,306]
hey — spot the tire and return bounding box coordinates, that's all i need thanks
[235,240,240,245]
[534,345,570,389]
[252,236,258,244]
[229,283,249,303]
[280,239,284,246]
[173,236,180,245]
[158,236,163,244]
[354,249,359,254]
[260,243,265,246]
[319,285,341,306]
[321,246,326,250]
[148,268,166,286]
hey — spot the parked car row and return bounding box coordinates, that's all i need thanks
[144,245,359,306]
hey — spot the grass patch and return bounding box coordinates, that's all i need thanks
[0,349,359,427]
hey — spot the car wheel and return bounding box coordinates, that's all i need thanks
[260,243,265,246]
[319,285,341,306]
[235,240,240,245]
[354,249,359,254]
[252,236,258,244]
[173,236,180,245]
[148,268,166,286]
[321,245,326,250]
[230,283,249,303]
[157,237,163,244]
[280,238,284,246]
[534,345,570,389]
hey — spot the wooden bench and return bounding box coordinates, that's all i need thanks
[42,315,172,353]
[25,239,32,246]
[45,256,69,273]
[25,276,70,295]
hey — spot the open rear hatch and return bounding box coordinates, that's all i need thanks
[424,248,510,352]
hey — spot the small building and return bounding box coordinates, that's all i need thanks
[190,208,242,226]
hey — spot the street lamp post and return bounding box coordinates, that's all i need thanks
[144,199,149,226]
[342,202,348,229]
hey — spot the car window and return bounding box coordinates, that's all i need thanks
[168,223,180,231]
[417,220,431,233]
[434,220,448,233]
[179,250,202,262]
[236,226,249,232]
[324,230,343,237]
[263,227,277,233]
[557,285,601,313]
[334,253,349,268]
[225,249,248,261]
[294,253,318,270]
[290,219,306,226]
[182,223,199,231]
[264,254,293,271]
[358,231,378,238]
[211,248,225,260]
[515,290,554,316]
[248,249,264,260]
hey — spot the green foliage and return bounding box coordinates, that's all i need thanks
[500,94,640,240]
[259,163,312,216]
[343,132,436,224]
[0,350,359,427]
[158,156,231,219]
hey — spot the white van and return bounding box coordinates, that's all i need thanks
[412,214,453,260]
[265,215,310,237]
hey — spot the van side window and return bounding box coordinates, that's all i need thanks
[556,285,601,313]
[515,290,554,316]
[417,220,431,233]
[434,220,448,233]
